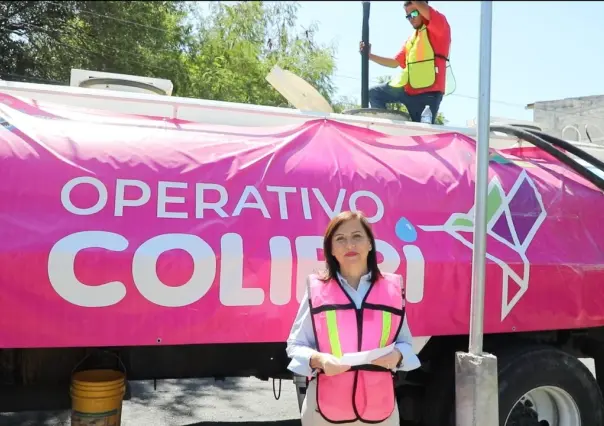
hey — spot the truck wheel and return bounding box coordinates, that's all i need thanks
[499,346,604,426]
[422,345,604,426]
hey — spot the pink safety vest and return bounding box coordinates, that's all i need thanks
[308,272,405,423]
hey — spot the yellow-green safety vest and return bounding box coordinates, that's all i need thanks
[390,25,445,90]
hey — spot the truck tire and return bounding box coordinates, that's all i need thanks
[498,346,604,426]
[422,345,604,426]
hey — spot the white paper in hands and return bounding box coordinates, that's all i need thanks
[338,343,396,367]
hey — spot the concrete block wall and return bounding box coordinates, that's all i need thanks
[532,95,604,143]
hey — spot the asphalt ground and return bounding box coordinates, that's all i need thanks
[0,359,596,426]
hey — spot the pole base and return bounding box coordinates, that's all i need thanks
[455,351,499,426]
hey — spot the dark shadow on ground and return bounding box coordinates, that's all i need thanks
[0,416,301,426]
[185,421,300,426]
[0,411,68,426]
[0,377,299,426]
[126,378,272,419]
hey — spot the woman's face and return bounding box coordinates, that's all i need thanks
[331,218,372,271]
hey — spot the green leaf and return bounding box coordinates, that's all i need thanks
[452,217,474,227]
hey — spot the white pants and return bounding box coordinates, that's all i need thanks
[301,378,400,426]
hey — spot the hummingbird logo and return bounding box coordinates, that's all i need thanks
[420,169,547,321]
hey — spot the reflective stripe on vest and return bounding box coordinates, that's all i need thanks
[307,273,406,424]
[390,25,439,90]
[325,310,343,358]
[324,309,394,359]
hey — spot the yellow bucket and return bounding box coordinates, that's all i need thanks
[70,369,126,426]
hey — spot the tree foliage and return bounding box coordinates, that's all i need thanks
[0,1,446,124]
[0,1,336,107]
[0,1,78,83]
[332,96,363,114]
[183,1,336,106]
[1,1,193,88]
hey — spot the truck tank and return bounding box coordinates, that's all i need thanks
[2,76,604,425]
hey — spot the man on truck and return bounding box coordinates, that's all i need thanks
[360,1,451,124]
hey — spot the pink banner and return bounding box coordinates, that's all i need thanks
[1,93,604,349]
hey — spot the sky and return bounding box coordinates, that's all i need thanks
[294,1,604,127]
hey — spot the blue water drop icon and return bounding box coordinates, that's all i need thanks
[395,217,417,243]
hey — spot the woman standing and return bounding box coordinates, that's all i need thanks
[286,211,421,425]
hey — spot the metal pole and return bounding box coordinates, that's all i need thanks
[455,2,499,425]
[361,1,370,108]
[468,0,493,356]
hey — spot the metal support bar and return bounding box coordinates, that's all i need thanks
[361,1,370,108]
[455,2,499,425]
[469,0,493,357]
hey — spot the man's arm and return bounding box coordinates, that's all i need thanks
[414,1,450,37]
[412,0,431,20]
[394,45,406,69]
[360,41,400,68]
[369,53,399,69]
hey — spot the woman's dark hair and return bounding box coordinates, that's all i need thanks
[321,210,382,285]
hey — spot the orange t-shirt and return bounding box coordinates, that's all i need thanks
[395,6,451,95]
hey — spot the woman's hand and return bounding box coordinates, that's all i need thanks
[322,354,352,376]
[371,348,403,370]
[311,352,352,376]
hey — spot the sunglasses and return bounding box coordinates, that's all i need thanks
[406,10,420,20]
